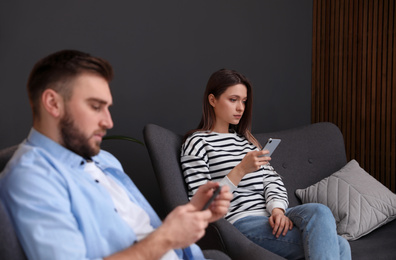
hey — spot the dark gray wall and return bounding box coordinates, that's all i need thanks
[0,0,312,218]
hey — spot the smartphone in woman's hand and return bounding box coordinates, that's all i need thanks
[260,138,281,157]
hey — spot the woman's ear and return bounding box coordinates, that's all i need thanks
[41,89,64,118]
[208,94,216,107]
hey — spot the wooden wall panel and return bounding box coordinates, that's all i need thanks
[312,0,396,192]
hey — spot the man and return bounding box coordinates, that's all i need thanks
[0,50,232,260]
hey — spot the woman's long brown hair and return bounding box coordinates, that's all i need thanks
[184,69,261,149]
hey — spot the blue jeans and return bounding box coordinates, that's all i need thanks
[233,203,351,260]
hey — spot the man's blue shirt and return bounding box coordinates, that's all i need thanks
[0,128,204,260]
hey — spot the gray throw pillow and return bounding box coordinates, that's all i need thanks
[295,160,396,240]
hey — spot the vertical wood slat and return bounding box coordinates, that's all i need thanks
[392,0,396,191]
[312,0,396,192]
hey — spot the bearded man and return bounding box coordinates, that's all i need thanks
[0,50,232,260]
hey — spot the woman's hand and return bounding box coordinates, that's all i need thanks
[269,208,293,238]
[227,150,270,185]
[239,150,271,173]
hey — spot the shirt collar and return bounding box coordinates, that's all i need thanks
[26,128,90,169]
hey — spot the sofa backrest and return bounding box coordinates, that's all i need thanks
[0,144,27,259]
[0,145,18,172]
[144,124,189,213]
[254,122,347,207]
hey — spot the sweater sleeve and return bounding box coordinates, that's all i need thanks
[261,164,289,214]
[180,134,235,199]
[180,135,211,199]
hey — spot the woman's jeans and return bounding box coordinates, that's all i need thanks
[233,203,351,260]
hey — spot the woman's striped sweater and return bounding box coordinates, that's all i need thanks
[180,131,289,224]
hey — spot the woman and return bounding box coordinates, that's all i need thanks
[180,69,351,259]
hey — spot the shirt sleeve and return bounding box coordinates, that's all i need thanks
[1,158,100,260]
[261,164,289,214]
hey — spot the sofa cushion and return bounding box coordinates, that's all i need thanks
[295,160,396,240]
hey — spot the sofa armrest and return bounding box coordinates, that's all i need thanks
[198,219,285,260]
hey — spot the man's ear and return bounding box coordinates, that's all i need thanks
[208,94,216,107]
[41,89,64,118]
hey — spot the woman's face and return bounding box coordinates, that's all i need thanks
[209,84,247,133]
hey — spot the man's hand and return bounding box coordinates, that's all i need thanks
[269,208,293,238]
[104,182,232,260]
[152,182,231,252]
[105,203,212,260]
[158,203,212,249]
[190,182,232,223]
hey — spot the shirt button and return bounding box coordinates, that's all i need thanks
[95,179,99,183]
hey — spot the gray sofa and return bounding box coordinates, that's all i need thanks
[143,122,396,259]
[2,122,395,259]
[0,145,27,260]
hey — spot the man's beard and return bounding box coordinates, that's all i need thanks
[60,111,101,158]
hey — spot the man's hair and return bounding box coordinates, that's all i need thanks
[27,49,114,118]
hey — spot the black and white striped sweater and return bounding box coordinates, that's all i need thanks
[181,131,289,224]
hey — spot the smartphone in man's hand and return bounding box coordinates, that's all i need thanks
[201,186,221,210]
